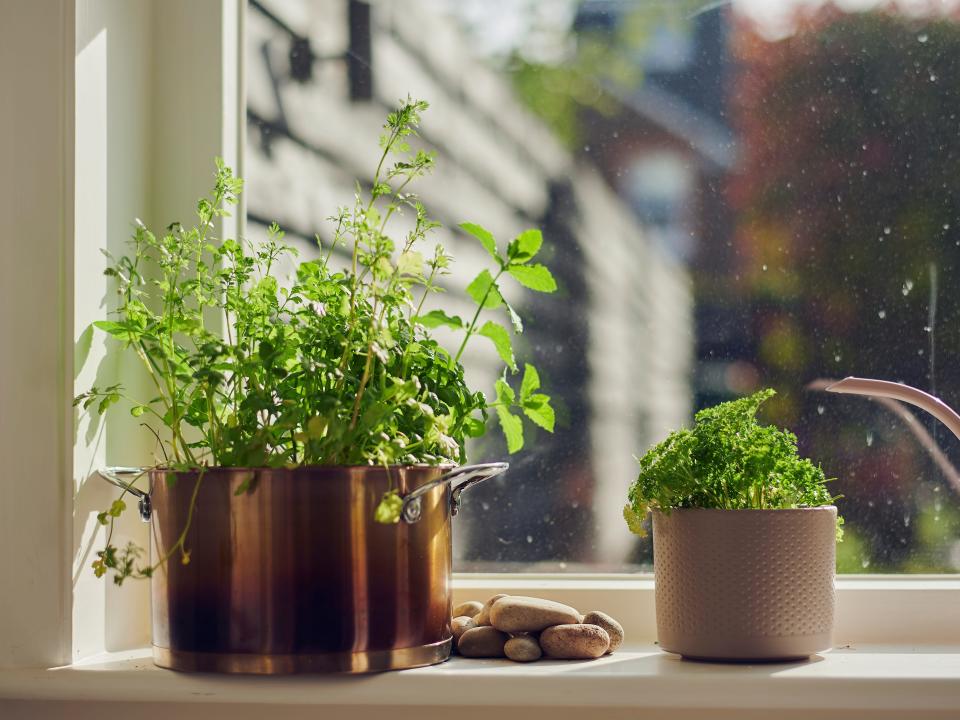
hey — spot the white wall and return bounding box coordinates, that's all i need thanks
[71,0,244,662]
[0,0,75,670]
[0,0,242,669]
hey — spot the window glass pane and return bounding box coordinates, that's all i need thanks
[245,0,960,573]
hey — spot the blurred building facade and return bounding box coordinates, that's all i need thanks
[245,0,692,568]
[574,2,743,412]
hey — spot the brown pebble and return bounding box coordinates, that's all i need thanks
[581,611,624,653]
[458,626,508,658]
[540,624,610,659]
[504,635,542,662]
[490,595,581,633]
[453,601,484,619]
[475,593,508,627]
[452,616,477,646]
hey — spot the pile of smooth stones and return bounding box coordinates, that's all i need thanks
[451,594,624,662]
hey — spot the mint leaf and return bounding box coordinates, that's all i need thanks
[522,393,555,432]
[479,321,516,371]
[397,250,424,277]
[466,269,504,308]
[495,377,515,405]
[520,363,540,400]
[459,222,499,262]
[496,405,524,453]
[507,264,557,293]
[415,310,464,330]
[504,299,523,334]
[93,320,137,343]
[374,490,403,524]
[507,229,542,264]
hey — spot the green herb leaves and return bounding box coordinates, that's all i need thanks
[508,229,543,263]
[374,490,403,524]
[450,221,557,453]
[518,364,554,432]
[460,222,498,261]
[479,321,515,370]
[507,264,557,293]
[79,99,560,577]
[491,364,555,453]
[466,269,504,309]
[624,389,841,537]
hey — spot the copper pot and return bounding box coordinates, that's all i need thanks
[99,463,506,673]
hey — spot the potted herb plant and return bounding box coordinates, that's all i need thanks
[623,389,842,662]
[77,99,557,674]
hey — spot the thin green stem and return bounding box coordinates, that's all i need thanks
[454,267,505,364]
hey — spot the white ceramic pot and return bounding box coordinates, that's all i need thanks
[653,507,837,661]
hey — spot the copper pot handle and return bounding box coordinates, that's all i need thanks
[97,467,152,522]
[99,463,510,525]
[401,462,509,524]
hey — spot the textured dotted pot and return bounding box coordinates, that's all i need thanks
[652,507,837,662]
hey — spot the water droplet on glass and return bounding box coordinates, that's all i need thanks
[904,514,912,527]
[883,226,891,235]
[762,264,768,271]
[817,405,825,415]
[944,223,951,230]
[878,309,886,319]
[930,73,938,82]
[526,535,533,544]
[866,432,874,447]
[861,558,871,568]
[583,145,591,152]
[902,279,914,295]
[834,353,842,362]
[918,33,929,43]
[935,500,943,512]
[918,348,925,356]
[924,325,932,333]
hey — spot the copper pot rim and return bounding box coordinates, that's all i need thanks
[147,463,458,474]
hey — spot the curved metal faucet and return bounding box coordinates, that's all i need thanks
[825,377,960,443]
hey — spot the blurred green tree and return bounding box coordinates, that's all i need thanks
[730,6,960,571]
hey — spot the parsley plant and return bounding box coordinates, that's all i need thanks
[624,389,842,538]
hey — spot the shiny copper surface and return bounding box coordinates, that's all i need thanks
[148,466,455,674]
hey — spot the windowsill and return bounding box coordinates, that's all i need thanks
[2,644,959,719]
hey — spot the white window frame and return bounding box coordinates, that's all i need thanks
[0,0,958,671]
